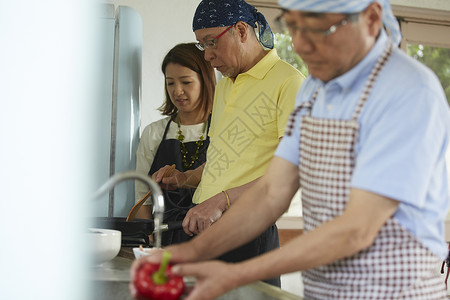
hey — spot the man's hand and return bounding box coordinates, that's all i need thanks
[182,194,228,236]
[129,243,198,299]
[171,260,239,300]
[129,247,240,300]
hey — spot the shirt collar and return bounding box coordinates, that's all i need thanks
[243,48,279,80]
[316,29,388,91]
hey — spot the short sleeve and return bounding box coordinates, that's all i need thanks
[277,74,304,138]
[352,85,449,207]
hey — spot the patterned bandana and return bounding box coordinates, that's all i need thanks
[192,0,274,49]
[278,0,401,45]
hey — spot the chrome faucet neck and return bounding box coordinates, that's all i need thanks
[94,171,165,248]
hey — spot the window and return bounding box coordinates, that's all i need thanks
[407,44,450,103]
[401,21,450,104]
[274,32,308,78]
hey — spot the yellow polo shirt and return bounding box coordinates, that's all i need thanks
[193,49,304,204]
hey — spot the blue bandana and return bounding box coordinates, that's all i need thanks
[192,0,274,49]
[278,0,401,45]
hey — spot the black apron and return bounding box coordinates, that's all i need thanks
[218,224,280,287]
[149,117,210,247]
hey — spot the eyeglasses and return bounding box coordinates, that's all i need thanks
[195,25,234,51]
[274,13,359,42]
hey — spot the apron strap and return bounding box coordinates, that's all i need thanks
[285,89,319,137]
[352,40,394,121]
[287,40,394,134]
[205,113,212,135]
[161,117,173,141]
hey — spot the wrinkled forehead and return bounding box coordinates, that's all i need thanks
[283,9,326,18]
[194,27,227,42]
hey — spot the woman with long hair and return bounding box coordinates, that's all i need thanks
[135,42,216,246]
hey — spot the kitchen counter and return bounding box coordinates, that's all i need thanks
[88,247,303,300]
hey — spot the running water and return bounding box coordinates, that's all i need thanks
[153,214,163,249]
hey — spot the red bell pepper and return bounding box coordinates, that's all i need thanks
[134,251,185,300]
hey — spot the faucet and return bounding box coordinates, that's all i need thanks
[94,171,165,249]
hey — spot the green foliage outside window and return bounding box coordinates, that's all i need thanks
[407,45,450,104]
[274,32,449,105]
[274,32,308,78]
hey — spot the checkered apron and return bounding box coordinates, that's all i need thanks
[290,41,447,299]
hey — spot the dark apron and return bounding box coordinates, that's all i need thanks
[149,117,210,247]
[218,224,280,287]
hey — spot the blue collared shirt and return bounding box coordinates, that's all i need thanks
[276,30,450,259]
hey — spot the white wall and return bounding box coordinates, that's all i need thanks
[107,0,201,132]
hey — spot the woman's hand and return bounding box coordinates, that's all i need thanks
[152,165,187,190]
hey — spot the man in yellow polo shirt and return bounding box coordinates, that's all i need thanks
[153,0,304,287]
[194,45,302,204]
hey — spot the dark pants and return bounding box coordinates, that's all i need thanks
[217,224,281,287]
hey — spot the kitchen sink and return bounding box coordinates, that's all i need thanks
[88,256,302,300]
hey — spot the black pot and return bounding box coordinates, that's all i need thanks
[88,217,183,247]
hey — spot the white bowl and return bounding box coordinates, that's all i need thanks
[88,228,121,265]
[133,246,155,259]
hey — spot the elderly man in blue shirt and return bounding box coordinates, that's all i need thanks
[130,0,450,299]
